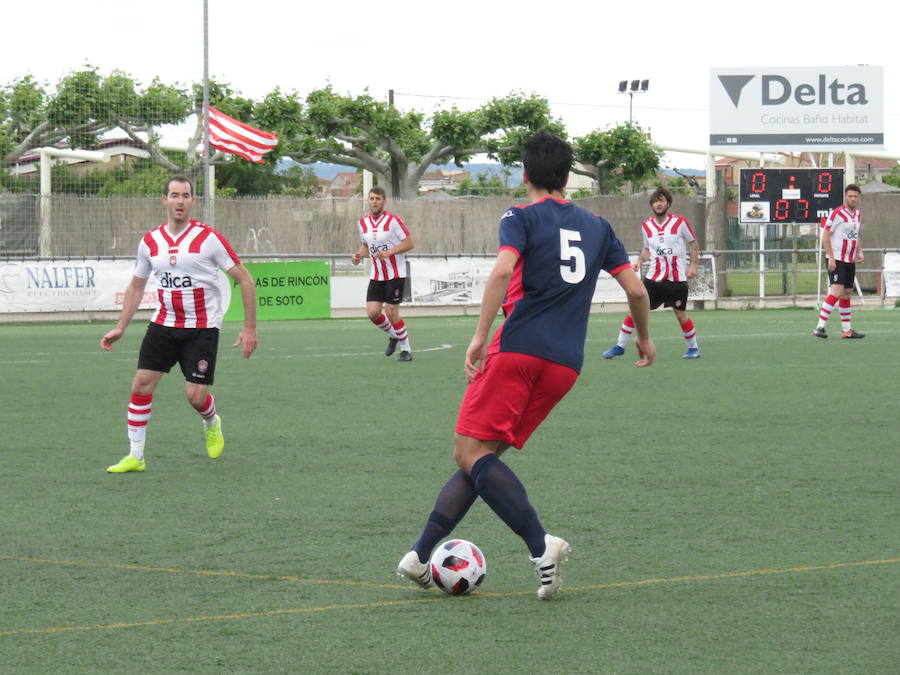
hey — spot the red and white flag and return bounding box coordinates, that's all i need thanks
[207,106,278,163]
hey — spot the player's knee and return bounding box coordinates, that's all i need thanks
[131,374,157,396]
[184,387,208,408]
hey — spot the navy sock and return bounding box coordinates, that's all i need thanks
[469,454,546,557]
[412,470,477,564]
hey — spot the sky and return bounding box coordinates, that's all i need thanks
[4,0,900,171]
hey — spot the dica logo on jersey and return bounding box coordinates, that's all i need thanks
[223,261,330,321]
[158,271,194,288]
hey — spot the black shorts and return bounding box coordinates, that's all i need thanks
[367,278,407,305]
[828,260,856,288]
[137,323,220,385]
[644,279,689,310]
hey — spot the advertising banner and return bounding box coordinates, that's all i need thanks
[0,259,232,314]
[223,261,330,321]
[883,252,900,296]
[406,257,721,305]
[710,66,883,150]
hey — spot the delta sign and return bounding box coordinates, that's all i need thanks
[710,66,883,150]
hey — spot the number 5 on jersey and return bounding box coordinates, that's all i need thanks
[559,229,585,283]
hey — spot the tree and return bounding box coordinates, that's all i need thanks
[454,171,525,197]
[257,87,564,199]
[0,70,289,179]
[572,123,663,194]
[882,164,900,189]
[0,68,193,171]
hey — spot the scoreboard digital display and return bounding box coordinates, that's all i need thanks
[738,168,844,223]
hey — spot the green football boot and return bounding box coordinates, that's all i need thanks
[107,455,146,473]
[206,414,224,459]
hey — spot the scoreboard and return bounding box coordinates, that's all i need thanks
[738,168,844,223]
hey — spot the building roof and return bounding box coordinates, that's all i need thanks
[15,137,145,164]
[324,172,361,198]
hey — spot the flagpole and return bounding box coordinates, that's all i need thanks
[202,0,214,224]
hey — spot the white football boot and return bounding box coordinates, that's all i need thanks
[530,534,570,599]
[396,551,433,589]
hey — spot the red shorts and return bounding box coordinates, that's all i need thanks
[455,351,578,449]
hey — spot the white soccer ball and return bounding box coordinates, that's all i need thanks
[430,539,487,596]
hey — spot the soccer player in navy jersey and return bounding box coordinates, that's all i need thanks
[397,133,655,598]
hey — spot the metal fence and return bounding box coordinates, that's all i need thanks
[2,192,898,304]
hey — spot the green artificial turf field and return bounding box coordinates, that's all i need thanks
[1,309,897,673]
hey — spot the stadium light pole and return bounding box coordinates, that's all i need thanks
[617,79,649,124]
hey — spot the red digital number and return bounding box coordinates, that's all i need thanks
[817,172,833,193]
[751,171,767,194]
[774,199,790,220]
[797,199,809,220]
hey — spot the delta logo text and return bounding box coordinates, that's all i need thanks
[718,74,869,108]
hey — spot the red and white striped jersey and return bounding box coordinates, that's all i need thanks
[824,206,861,263]
[357,211,410,281]
[133,219,240,328]
[641,214,697,282]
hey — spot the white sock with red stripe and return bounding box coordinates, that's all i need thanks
[371,313,397,338]
[391,318,411,351]
[616,315,635,347]
[680,317,698,349]
[127,393,152,460]
[817,294,838,329]
[193,393,217,428]
[839,298,852,332]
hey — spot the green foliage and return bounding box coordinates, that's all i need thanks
[214,161,321,196]
[572,122,662,194]
[0,67,192,170]
[454,171,526,197]
[97,162,172,196]
[264,87,563,198]
[0,75,47,159]
[568,187,596,199]
[882,164,900,189]
[277,165,322,197]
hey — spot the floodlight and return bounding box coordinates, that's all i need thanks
[616,77,650,123]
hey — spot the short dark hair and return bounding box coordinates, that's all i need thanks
[368,186,386,198]
[164,175,194,196]
[523,133,572,193]
[650,186,673,206]
[845,183,861,194]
